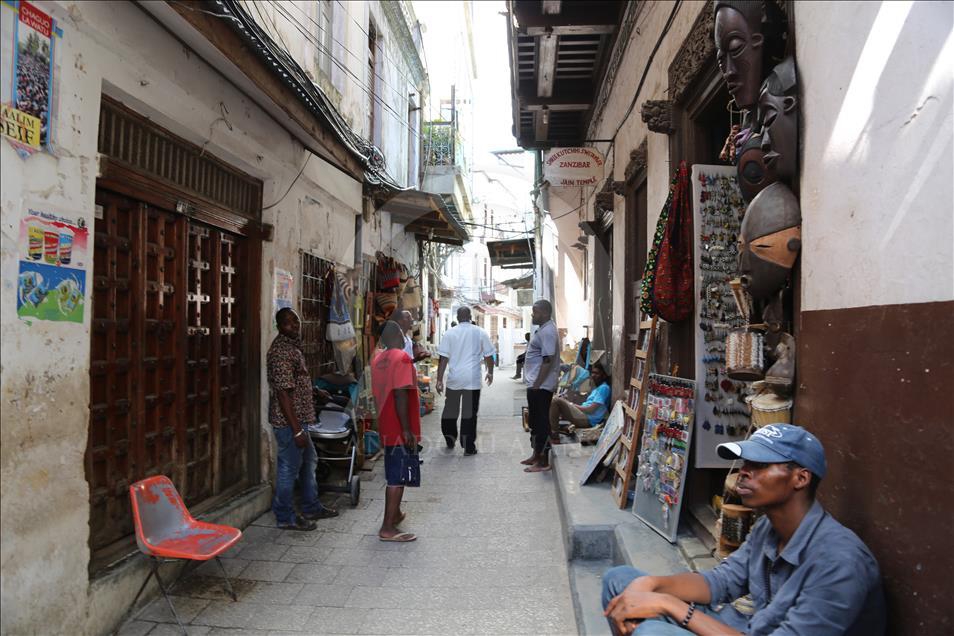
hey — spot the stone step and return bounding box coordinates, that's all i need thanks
[569,559,613,636]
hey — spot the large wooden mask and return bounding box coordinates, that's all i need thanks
[713,1,766,110]
[738,182,801,300]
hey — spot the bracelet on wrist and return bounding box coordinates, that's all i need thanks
[680,602,696,628]
[294,429,305,438]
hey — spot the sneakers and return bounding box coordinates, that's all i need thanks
[463,448,478,456]
[278,515,317,531]
[303,507,339,520]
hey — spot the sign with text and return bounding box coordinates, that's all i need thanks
[1,0,62,156]
[543,147,605,187]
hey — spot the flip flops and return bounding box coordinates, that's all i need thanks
[379,532,417,542]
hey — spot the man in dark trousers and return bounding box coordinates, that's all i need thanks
[602,424,885,635]
[435,306,495,455]
[511,332,531,379]
[266,308,338,531]
[371,321,421,542]
[521,300,560,472]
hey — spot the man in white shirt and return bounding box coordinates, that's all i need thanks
[435,306,495,455]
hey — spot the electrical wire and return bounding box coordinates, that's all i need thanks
[263,154,311,210]
[265,1,427,146]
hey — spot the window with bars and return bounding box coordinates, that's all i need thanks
[300,252,336,378]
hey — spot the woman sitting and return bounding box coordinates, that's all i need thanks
[549,362,611,442]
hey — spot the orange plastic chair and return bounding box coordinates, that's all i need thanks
[128,475,242,634]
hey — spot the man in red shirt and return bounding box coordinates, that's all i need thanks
[371,321,421,542]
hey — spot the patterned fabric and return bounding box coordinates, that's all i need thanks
[653,160,694,322]
[267,333,316,427]
[640,169,679,317]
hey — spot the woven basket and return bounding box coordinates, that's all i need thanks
[577,424,604,445]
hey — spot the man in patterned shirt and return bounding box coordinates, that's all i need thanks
[267,308,338,531]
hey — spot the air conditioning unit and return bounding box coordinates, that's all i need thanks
[516,289,534,307]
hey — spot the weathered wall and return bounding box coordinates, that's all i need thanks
[0,1,368,633]
[794,3,954,633]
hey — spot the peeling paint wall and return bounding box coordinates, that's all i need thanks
[0,1,402,634]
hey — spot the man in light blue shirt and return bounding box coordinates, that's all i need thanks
[521,299,560,472]
[548,362,611,441]
[601,424,885,635]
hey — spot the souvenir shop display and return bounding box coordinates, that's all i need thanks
[632,374,696,543]
[746,392,793,427]
[578,401,625,486]
[691,165,753,468]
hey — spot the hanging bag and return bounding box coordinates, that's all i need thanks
[644,161,694,322]
[326,271,356,342]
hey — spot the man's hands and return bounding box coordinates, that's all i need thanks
[435,379,444,395]
[292,429,308,448]
[605,589,673,635]
[403,431,418,454]
[484,371,494,386]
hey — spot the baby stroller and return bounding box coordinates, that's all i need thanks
[309,383,361,507]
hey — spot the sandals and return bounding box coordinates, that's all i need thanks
[379,532,417,542]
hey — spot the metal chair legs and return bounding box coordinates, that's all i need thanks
[214,556,238,601]
[151,558,188,635]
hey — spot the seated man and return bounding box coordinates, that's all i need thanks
[602,424,885,635]
[549,362,611,441]
[511,332,531,379]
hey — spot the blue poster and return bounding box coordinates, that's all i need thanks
[17,259,85,323]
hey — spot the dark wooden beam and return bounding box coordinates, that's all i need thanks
[526,25,615,36]
[536,32,558,98]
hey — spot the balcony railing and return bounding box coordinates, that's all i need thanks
[423,121,467,173]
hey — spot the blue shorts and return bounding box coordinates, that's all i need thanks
[384,445,421,487]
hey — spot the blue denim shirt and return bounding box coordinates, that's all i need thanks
[702,501,885,635]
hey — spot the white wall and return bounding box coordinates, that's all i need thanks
[0,1,367,633]
[796,1,954,311]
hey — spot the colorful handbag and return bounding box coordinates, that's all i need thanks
[640,170,678,317]
[646,161,694,322]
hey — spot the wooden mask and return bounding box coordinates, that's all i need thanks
[759,57,799,183]
[714,1,765,110]
[738,182,801,299]
[737,132,778,203]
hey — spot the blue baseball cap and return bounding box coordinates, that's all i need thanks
[717,424,827,479]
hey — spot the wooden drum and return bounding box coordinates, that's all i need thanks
[726,328,764,381]
[719,503,755,556]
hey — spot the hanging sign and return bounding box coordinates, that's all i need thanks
[1,0,62,156]
[543,147,605,187]
[16,202,88,323]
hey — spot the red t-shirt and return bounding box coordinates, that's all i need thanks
[371,348,421,446]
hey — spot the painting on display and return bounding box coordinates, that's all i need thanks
[578,401,625,486]
[16,203,88,323]
[1,0,62,156]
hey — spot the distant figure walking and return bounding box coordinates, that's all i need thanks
[511,332,531,379]
[435,306,495,455]
[522,300,560,472]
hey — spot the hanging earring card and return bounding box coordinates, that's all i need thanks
[691,164,753,467]
[632,374,696,543]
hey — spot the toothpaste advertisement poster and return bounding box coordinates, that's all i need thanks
[17,203,88,323]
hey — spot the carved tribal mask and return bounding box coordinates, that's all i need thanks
[738,182,801,299]
[737,132,778,203]
[714,1,765,110]
[759,57,799,183]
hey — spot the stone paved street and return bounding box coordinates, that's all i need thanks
[120,370,577,635]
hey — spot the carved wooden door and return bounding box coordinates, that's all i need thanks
[87,191,184,549]
[87,190,247,553]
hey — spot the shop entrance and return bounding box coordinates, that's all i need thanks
[86,97,262,567]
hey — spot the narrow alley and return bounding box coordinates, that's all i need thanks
[120,371,577,636]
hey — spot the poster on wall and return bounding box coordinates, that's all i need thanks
[1,0,61,156]
[16,202,88,323]
[691,164,752,468]
[272,268,294,329]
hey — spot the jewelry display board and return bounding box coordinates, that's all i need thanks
[632,374,696,543]
[691,164,751,468]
